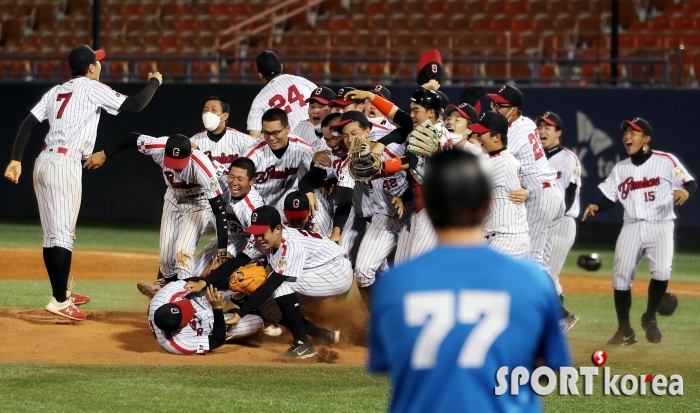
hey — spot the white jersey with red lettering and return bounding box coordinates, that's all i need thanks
[245,135,313,207]
[148,281,262,355]
[291,119,326,151]
[508,116,557,191]
[247,75,318,132]
[598,150,694,291]
[242,227,353,322]
[354,143,408,218]
[190,127,258,168]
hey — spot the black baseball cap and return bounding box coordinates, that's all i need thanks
[305,86,335,105]
[256,50,282,77]
[153,300,196,332]
[536,112,564,130]
[621,117,653,136]
[370,85,392,101]
[68,45,105,74]
[283,191,310,220]
[468,111,509,136]
[246,205,282,235]
[445,102,478,122]
[331,86,364,107]
[164,134,192,169]
[330,111,373,133]
[486,85,524,108]
[460,86,484,113]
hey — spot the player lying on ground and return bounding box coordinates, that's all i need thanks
[4,44,162,321]
[149,283,263,355]
[582,118,696,345]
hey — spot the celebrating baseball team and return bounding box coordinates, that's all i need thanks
[3,43,697,405]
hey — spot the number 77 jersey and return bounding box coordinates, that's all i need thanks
[246,74,318,132]
[507,116,557,191]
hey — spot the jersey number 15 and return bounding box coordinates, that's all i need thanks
[405,290,510,370]
[269,85,307,114]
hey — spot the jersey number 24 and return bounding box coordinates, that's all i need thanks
[405,290,510,370]
[269,85,307,114]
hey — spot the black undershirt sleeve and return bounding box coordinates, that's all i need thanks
[332,186,353,230]
[393,108,414,130]
[208,195,228,250]
[10,114,40,161]
[235,271,287,318]
[596,195,616,213]
[207,309,227,350]
[683,180,697,196]
[298,164,328,193]
[406,152,419,169]
[564,183,578,212]
[378,110,413,146]
[103,132,140,157]
[185,254,253,288]
[118,78,160,112]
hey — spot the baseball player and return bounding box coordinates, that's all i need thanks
[537,111,581,332]
[444,89,482,149]
[369,150,570,413]
[3,44,162,321]
[247,51,317,138]
[582,118,696,345]
[291,86,336,151]
[330,87,394,142]
[192,96,257,168]
[363,85,396,130]
[85,134,230,297]
[468,112,531,258]
[149,283,263,355]
[487,86,565,276]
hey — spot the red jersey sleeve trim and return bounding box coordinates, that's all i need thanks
[383,147,399,158]
[245,141,268,157]
[191,154,215,178]
[288,136,313,148]
[145,144,166,149]
[277,240,288,275]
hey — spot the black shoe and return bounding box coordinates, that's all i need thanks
[560,312,580,334]
[279,341,316,359]
[317,330,340,346]
[641,314,662,343]
[607,329,638,346]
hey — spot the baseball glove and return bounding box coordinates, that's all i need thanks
[229,262,269,295]
[407,120,441,158]
[349,136,382,182]
[201,251,233,278]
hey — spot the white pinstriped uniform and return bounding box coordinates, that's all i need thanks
[193,186,265,277]
[483,149,530,258]
[242,227,353,323]
[190,127,258,168]
[353,144,409,288]
[508,116,564,275]
[548,147,582,294]
[148,281,263,355]
[137,135,224,279]
[247,75,317,132]
[291,120,326,151]
[598,151,693,290]
[31,77,126,250]
[369,121,394,142]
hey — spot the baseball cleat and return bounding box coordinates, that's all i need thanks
[45,297,87,321]
[641,314,662,343]
[606,329,638,346]
[560,312,579,334]
[66,290,90,306]
[318,329,340,346]
[263,322,283,337]
[137,277,167,299]
[279,341,316,359]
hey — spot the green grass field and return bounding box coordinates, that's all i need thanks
[0,221,699,412]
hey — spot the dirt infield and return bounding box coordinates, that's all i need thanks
[1,248,699,366]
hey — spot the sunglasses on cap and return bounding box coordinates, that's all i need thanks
[490,101,513,110]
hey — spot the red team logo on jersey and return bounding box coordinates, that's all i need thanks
[255,166,299,184]
[618,177,661,199]
[204,152,237,165]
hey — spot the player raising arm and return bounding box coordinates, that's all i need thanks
[3,45,162,321]
[582,118,696,345]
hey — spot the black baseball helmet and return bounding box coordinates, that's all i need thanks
[577,253,602,271]
[411,89,442,113]
[657,293,678,316]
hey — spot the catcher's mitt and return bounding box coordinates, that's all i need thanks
[201,251,233,277]
[229,263,268,295]
[349,136,382,182]
[407,120,441,158]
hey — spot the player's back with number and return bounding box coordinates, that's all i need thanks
[370,247,569,413]
[248,74,317,132]
[507,116,556,190]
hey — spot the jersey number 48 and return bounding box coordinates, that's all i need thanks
[405,290,510,370]
[269,85,307,114]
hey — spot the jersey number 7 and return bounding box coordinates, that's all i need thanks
[269,85,307,114]
[56,92,73,119]
[405,290,510,369]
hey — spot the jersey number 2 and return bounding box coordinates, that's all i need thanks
[269,85,307,114]
[56,92,73,119]
[405,290,510,369]
[528,131,544,160]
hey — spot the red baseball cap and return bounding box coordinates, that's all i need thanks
[163,134,192,170]
[246,205,282,235]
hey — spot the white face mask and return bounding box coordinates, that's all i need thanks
[314,123,323,133]
[202,112,223,131]
[367,116,384,124]
[449,132,467,144]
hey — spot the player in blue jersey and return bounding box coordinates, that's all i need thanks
[368,150,572,413]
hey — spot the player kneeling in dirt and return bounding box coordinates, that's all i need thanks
[148,283,263,355]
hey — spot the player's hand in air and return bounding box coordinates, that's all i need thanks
[84,150,107,169]
[313,150,332,168]
[185,279,207,294]
[673,188,690,205]
[4,161,21,184]
[392,196,404,219]
[190,139,198,150]
[344,90,374,102]
[582,204,599,221]
[508,188,530,204]
[421,79,440,91]
[148,72,163,86]
[205,285,223,310]
[306,192,319,217]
